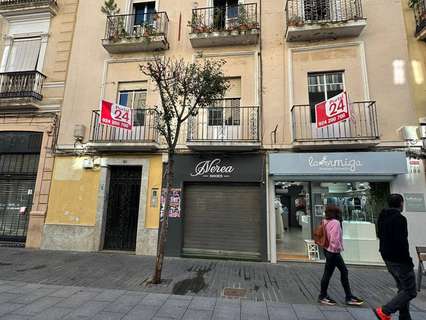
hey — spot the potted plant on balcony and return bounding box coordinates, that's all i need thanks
[143,23,156,37]
[188,13,205,34]
[288,15,304,27]
[237,5,250,34]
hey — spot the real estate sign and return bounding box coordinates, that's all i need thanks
[315,91,350,128]
[100,100,132,130]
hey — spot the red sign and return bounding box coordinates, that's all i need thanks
[100,100,132,130]
[315,91,350,128]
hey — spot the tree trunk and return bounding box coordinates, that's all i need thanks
[152,151,174,284]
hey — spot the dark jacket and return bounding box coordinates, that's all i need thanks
[377,208,413,267]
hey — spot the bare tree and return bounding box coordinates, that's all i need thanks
[140,56,229,284]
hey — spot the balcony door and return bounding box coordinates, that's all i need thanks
[116,84,150,142]
[308,71,353,139]
[5,38,41,72]
[212,0,239,30]
[132,1,156,35]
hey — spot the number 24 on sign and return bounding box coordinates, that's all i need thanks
[100,100,133,130]
[315,92,350,129]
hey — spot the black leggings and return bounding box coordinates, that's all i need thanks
[320,250,353,300]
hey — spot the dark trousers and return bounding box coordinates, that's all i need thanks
[319,250,352,300]
[383,261,417,320]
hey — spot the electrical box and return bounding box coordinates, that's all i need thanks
[83,158,94,169]
[398,126,419,141]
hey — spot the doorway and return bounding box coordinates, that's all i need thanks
[103,166,142,251]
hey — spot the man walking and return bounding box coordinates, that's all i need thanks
[374,194,417,320]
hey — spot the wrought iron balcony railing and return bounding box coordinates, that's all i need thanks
[189,3,259,34]
[89,109,159,144]
[104,12,169,41]
[286,0,364,28]
[0,71,46,101]
[413,0,426,38]
[187,104,260,143]
[291,101,379,142]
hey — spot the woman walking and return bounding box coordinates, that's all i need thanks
[318,205,364,306]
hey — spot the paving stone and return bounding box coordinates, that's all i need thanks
[0,315,31,320]
[93,290,127,302]
[13,287,59,304]
[48,287,82,298]
[164,297,192,308]
[181,309,212,320]
[55,290,100,308]
[103,293,145,313]
[63,301,109,318]
[139,293,169,306]
[212,304,240,320]
[122,305,159,320]
[0,287,17,295]
[11,297,64,315]
[0,294,20,304]
[241,300,268,320]
[267,305,298,320]
[188,297,216,311]
[3,284,43,295]
[91,312,125,320]
[31,307,73,320]
[412,311,426,320]
[321,310,355,320]
[346,308,375,320]
[0,303,23,316]
[155,304,187,319]
[292,304,326,320]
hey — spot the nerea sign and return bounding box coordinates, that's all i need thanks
[190,158,235,178]
[315,91,350,128]
[100,100,132,130]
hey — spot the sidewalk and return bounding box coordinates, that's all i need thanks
[0,247,425,319]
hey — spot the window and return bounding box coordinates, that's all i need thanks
[308,71,344,122]
[6,38,41,72]
[304,0,330,21]
[118,89,147,126]
[133,1,156,26]
[208,77,241,126]
[213,0,239,30]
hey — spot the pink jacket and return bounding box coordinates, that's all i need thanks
[325,219,344,253]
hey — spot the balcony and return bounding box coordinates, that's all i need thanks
[291,101,380,149]
[0,71,46,109]
[88,109,160,151]
[102,12,169,54]
[187,104,260,150]
[189,3,259,48]
[0,0,58,17]
[285,0,366,42]
[414,0,426,40]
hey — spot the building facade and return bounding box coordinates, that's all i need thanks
[0,0,78,248]
[38,0,425,265]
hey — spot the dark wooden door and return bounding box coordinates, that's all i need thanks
[183,183,262,260]
[104,166,142,251]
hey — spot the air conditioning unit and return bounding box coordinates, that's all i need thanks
[73,124,86,141]
[418,125,426,139]
[82,158,94,169]
[398,126,419,141]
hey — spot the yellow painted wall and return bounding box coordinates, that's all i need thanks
[45,157,101,226]
[45,155,162,228]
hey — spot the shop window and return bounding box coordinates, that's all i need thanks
[307,71,344,122]
[6,37,41,72]
[118,87,147,126]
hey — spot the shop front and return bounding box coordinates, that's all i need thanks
[165,153,267,261]
[268,151,408,265]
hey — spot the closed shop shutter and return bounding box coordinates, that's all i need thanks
[183,183,262,260]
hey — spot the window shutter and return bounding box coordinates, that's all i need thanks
[6,38,41,72]
[225,77,241,98]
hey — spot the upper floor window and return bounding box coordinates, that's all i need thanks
[213,0,239,29]
[208,77,241,126]
[308,71,344,122]
[118,83,147,126]
[133,1,156,26]
[6,37,41,72]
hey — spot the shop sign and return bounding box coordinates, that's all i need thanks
[269,152,408,176]
[404,193,426,212]
[173,154,264,182]
[315,91,350,128]
[190,158,235,178]
[100,100,132,130]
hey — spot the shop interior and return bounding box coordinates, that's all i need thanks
[274,181,389,264]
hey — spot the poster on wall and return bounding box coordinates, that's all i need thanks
[100,100,133,130]
[404,193,426,212]
[315,91,350,128]
[160,188,181,219]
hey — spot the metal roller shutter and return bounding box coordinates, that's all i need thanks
[183,183,262,260]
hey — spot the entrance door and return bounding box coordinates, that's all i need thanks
[183,183,262,260]
[104,166,142,251]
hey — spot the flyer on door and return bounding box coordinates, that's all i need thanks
[315,91,350,129]
[100,100,133,130]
